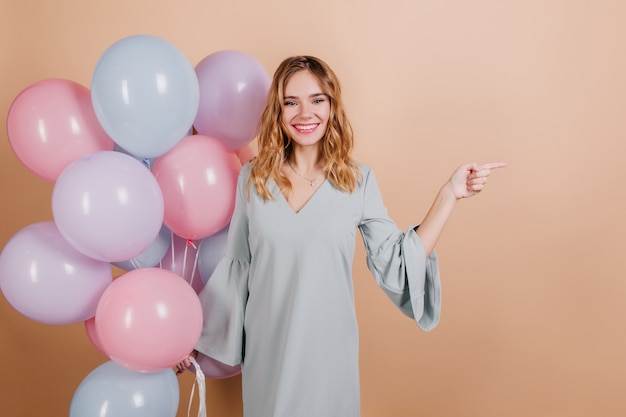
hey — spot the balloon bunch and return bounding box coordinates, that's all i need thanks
[1,34,270,416]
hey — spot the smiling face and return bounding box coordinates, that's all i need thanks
[281,69,331,150]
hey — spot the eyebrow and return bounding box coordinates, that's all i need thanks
[284,93,326,100]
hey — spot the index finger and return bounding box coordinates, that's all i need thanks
[478,162,508,170]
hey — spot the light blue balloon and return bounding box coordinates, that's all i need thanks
[113,224,171,270]
[70,361,179,417]
[197,224,230,285]
[91,35,199,159]
[113,143,158,170]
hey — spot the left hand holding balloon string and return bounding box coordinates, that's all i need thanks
[445,161,508,200]
[175,350,198,375]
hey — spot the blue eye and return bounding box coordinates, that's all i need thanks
[284,101,296,106]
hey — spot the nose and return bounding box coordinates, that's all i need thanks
[298,102,313,118]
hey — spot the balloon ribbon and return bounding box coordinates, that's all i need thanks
[187,356,207,417]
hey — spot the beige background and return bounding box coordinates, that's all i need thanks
[1,0,625,416]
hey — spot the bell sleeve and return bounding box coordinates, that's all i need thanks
[358,167,441,331]
[194,166,251,366]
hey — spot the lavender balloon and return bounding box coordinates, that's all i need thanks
[0,221,112,325]
[193,351,241,379]
[52,151,164,262]
[193,50,270,150]
[197,224,230,285]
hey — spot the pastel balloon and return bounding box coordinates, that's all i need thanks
[193,50,270,150]
[52,150,164,262]
[113,143,157,170]
[70,361,179,417]
[197,224,229,285]
[6,79,114,182]
[0,222,112,325]
[192,352,241,379]
[235,142,257,165]
[95,268,203,372]
[159,233,204,294]
[91,35,199,159]
[113,224,171,271]
[152,135,241,240]
[84,317,107,356]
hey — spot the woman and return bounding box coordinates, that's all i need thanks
[178,55,506,417]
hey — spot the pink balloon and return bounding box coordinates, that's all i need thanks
[84,317,108,356]
[159,233,204,294]
[7,79,114,182]
[235,142,257,165]
[0,222,113,325]
[193,50,270,150]
[52,151,164,262]
[192,352,241,379]
[153,135,241,240]
[95,268,203,372]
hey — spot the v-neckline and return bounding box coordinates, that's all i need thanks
[275,179,328,214]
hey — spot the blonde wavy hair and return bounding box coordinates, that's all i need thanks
[248,55,361,201]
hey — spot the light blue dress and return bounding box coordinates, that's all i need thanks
[195,163,441,417]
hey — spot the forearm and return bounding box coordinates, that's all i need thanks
[415,183,458,257]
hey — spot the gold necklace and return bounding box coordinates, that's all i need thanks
[287,160,323,187]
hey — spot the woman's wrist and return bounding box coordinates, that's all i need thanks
[439,181,460,202]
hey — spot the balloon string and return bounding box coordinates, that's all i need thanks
[182,241,189,281]
[190,240,200,288]
[129,257,140,270]
[169,230,175,270]
[187,356,207,417]
[142,158,151,170]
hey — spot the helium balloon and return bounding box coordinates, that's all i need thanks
[52,150,164,262]
[113,224,171,271]
[192,351,241,379]
[7,79,114,182]
[194,50,270,150]
[235,142,257,165]
[152,135,241,240]
[91,35,199,158]
[197,224,229,286]
[113,143,157,170]
[95,268,203,372]
[0,221,112,325]
[70,361,179,417]
[84,317,108,356]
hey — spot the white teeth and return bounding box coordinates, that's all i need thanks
[295,124,315,131]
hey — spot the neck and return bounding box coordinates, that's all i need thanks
[289,147,323,175]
